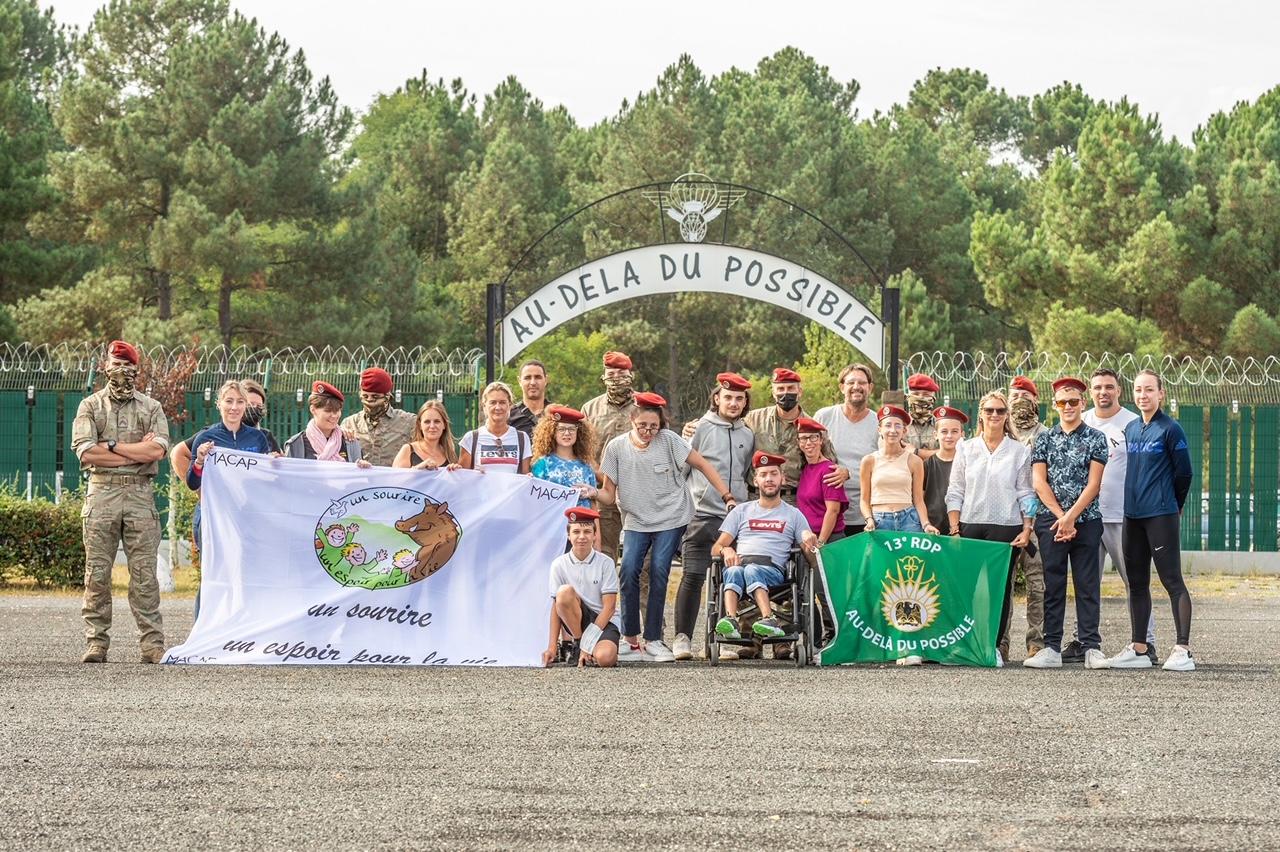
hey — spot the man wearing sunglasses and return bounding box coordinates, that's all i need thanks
[1025,377,1110,670]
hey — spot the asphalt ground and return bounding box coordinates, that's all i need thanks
[1,580,1277,851]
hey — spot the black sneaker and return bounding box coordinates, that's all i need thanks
[1144,643,1159,665]
[1060,639,1086,663]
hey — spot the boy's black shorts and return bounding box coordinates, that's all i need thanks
[569,604,621,646]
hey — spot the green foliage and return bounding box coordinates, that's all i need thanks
[0,484,84,588]
[1037,302,1163,358]
[1223,305,1280,361]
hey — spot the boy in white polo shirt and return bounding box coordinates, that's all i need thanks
[543,507,621,668]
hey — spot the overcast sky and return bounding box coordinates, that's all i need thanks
[44,0,1278,144]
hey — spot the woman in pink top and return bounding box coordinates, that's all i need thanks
[795,417,848,545]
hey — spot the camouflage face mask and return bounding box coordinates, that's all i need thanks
[603,374,633,405]
[907,392,935,424]
[360,392,391,423]
[1010,397,1040,430]
[105,364,138,402]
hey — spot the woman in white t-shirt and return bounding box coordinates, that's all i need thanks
[458,381,532,475]
[596,391,735,662]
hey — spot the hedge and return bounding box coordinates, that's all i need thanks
[0,487,85,588]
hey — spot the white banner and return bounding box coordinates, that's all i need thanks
[164,449,578,667]
[502,243,884,365]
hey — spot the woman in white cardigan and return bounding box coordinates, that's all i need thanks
[945,390,1036,667]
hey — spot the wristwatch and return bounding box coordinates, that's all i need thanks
[107,440,118,453]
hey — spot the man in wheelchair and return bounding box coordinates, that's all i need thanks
[711,452,820,642]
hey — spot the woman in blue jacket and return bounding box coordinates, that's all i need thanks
[1108,370,1196,672]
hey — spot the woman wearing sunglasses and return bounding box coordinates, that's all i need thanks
[945,390,1036,667]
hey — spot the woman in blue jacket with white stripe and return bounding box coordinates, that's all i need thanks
[1108,369,1196,672]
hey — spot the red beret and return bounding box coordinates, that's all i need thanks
[878,404,910,424]
[565,507,600,524]
[1052,376,1088,395]
[796,416,827,433]
[107,340,139,365]
[716,372,751,392]
[932,406,969,424]
[771,367,801,384]
[312,380,344,402]
[1010,375,1038,396]
[632,391,666,409]
[906,373,940,393]
[603,351,632,370]
[546,405,584,424]
[360,367,393,394]
[752,450,787,470]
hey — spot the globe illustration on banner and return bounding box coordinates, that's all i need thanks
[314,487,461,590]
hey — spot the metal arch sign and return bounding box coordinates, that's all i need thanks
[501,244,884,367]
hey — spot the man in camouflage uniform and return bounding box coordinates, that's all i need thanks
[580,351,638,562]
[904,372,941,458]
[1008,374,1050,660]
[71,340,170,663]
[743,367,847,659]
[341,367,415,467]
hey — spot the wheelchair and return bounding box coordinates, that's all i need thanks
[705,548,817,667]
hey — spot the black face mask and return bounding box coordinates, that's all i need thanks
[776,393,799,412]
[243,405,263,427]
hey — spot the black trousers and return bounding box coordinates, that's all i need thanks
[1122,513,1192,647]
[960,522,1022,654]
[1036,515,1103,652]
[675,514,722,638]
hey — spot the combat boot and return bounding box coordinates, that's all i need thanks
[81,645,107,663]
[140,646,165,664]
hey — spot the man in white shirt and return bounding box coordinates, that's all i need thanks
[1082,368,1157,663]
[815,364,881,533]
[542,508,621,668]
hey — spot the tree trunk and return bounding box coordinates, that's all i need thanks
[154,182,172,319]
[219,271,233,348]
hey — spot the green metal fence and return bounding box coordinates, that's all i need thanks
[0,344,485,517]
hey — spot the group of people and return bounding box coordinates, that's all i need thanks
[73,341,1197,675]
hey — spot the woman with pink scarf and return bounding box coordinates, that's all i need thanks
[283,381,370,467]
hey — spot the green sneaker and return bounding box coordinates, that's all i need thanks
[752,617,785,639]
[715,617,741,639]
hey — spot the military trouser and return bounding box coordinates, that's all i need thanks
[1014,542,1045,656]
[81,480,164,651]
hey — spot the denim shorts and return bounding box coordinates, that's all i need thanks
[873,506,923,532]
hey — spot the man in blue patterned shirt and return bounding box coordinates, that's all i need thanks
[1025,376,1110,670]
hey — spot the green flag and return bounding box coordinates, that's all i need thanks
[817,531,1010,667]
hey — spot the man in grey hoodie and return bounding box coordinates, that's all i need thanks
[672,373,755,660]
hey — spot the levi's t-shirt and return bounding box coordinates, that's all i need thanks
[458,426,529,474]
[718,500,812,570]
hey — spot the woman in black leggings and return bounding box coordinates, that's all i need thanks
[1108,370,1195,671]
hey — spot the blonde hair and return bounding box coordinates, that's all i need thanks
[481,381,514,405]
[216,379,247,402]
[977,390,1017,439]
[411,400,459,464]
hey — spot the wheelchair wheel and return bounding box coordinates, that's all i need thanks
[794,638,808,668]
[708,639,720,666]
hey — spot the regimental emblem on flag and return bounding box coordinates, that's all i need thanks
[880,554,940,633]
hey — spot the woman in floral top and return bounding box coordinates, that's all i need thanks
[531,405,599,508]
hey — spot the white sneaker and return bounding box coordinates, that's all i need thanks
[895,655,923,666]
[995,649,1004,668]
[672,633,693,661]
[717,644,739,661]
[1107,644,1153,669]
[1023,647,1063,669]
[644,639,676,662]
[1084,648,1110,669]
[1162,645,1196,672]
[617,639,643,661]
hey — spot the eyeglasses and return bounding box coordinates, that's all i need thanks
[635,424,661,433]
[1054,398,1084,409]
[982,407,1007,415]
[555,426,578,435]
[797,434,822,442]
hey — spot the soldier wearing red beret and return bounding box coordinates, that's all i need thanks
[905,373,942,458]
[283,381,368,465]
[340,367,416,467]
[580,351,638,565]
[744,367,849,501]
[70,341,171,663]
[1007,374,1049,656]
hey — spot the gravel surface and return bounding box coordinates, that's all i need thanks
[1,592,1277,850]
